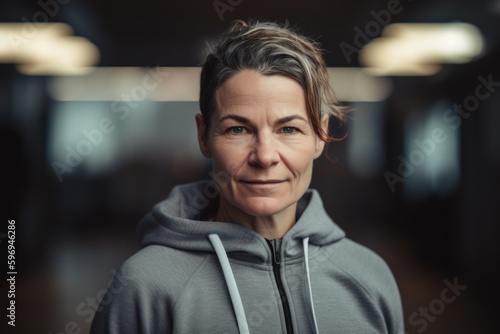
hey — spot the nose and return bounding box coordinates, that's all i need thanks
[248,133,280,168]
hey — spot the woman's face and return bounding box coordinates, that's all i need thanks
[196,70,326,218]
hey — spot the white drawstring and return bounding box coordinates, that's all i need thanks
[208,234,250,334]
[303,237,319,333]
[208,234,319,333]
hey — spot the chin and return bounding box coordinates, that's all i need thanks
[238,198,293,217]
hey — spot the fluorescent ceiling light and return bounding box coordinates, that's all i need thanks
[327,68,392,102]
[360,23,484,76]
[49,67,391,102]
[0,23,99,75]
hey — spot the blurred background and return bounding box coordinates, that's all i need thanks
[1,0,499,333]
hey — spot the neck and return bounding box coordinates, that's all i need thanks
[215,198,296,240]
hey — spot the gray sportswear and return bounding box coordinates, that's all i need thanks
[90,181,404,333]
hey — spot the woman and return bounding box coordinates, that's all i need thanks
[91,20,404,333]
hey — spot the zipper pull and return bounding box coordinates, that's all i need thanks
[273,239,281,265]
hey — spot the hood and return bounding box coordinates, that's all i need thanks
[137,181,345,263]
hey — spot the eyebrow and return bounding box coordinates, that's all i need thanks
[218,114,309,125]
[218,114,251,124]
[275,115,309,125]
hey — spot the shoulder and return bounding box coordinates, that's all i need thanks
[322,238,404,332]
[333,239,392,274]
[91,245,207,333]
[116,245,210,295]
[325,238,399,298]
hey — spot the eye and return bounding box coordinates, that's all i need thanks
[227,126,246,134]
[280,126,299,134]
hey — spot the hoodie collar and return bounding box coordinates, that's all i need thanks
[137,181,345,264]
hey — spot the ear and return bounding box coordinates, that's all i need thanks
[195,114,212,158]
[313,115,329,159]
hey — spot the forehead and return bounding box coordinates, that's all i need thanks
[214,70,307,117]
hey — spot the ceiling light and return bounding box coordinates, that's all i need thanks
[328,67,392,102]
[49,67,391,102]
[0,22,99,75]
[360,23,484,76]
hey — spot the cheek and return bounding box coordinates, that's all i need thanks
[210,146,243,176]
[286,144,317,171]
[294,158,314,180]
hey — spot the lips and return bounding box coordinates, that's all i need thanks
[241,180,284,184]
[240,179,287,189]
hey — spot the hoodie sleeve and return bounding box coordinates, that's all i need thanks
[363,252,405,334]
[375,262,405,334]
[329,239,405,334]
[350,244,405,334]
[89,259,172,334]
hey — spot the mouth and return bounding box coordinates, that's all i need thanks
[240,179,286,186]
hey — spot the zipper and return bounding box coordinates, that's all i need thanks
[267,239,294,334]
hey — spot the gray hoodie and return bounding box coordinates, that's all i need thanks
[90,181,404,333]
